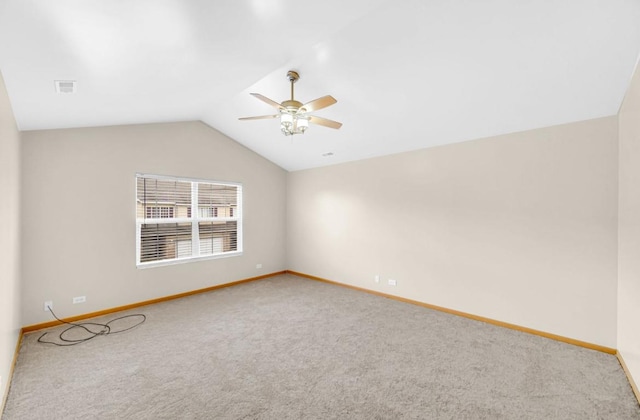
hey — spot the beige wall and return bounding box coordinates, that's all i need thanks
[0,71,21,406]
[20,121,286,326]
[287,117,619,348]
[618,59,640,389]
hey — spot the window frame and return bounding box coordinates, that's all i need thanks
[135,173,243,268]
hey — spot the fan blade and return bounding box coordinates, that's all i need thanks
[250,93,284,110]
[239,114,280,121]
[309,115,342,129]
[299,95,337,113]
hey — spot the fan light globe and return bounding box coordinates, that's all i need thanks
[297,117,309,133]
[280,113,293,128]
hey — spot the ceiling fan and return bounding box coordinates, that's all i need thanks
[239,70,342,136]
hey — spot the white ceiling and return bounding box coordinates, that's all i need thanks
[1,0,639,171]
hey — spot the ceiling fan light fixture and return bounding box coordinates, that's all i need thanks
[280,112,308,136]
[240,69,342,136]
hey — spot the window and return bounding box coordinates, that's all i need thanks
[146,206,174,218]
[198,207,217,218]
[136,174,242,267]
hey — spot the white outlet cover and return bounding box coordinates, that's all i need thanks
[388,279,397,286]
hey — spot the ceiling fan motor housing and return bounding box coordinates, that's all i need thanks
[281,100,303,111]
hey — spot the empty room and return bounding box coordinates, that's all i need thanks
[1,1,640,418]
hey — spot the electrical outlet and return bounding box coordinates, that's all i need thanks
[388,279,397,286]
[374,275,380,283]
[256,263,262,269]
[44,300,53,312]
[73,296,86,304]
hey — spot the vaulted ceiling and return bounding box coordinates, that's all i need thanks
[1,0,639,171]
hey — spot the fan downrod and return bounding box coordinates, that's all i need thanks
[285,70,301,105]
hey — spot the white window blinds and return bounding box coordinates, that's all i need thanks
[136,174,242,267]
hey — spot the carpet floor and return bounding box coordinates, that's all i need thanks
[3,274,639,419]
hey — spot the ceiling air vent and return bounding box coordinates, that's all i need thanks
[54,80,76,94]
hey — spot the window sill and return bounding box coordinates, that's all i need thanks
[136,251,243,269]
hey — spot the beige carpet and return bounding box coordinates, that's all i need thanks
[3,274,639,419]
